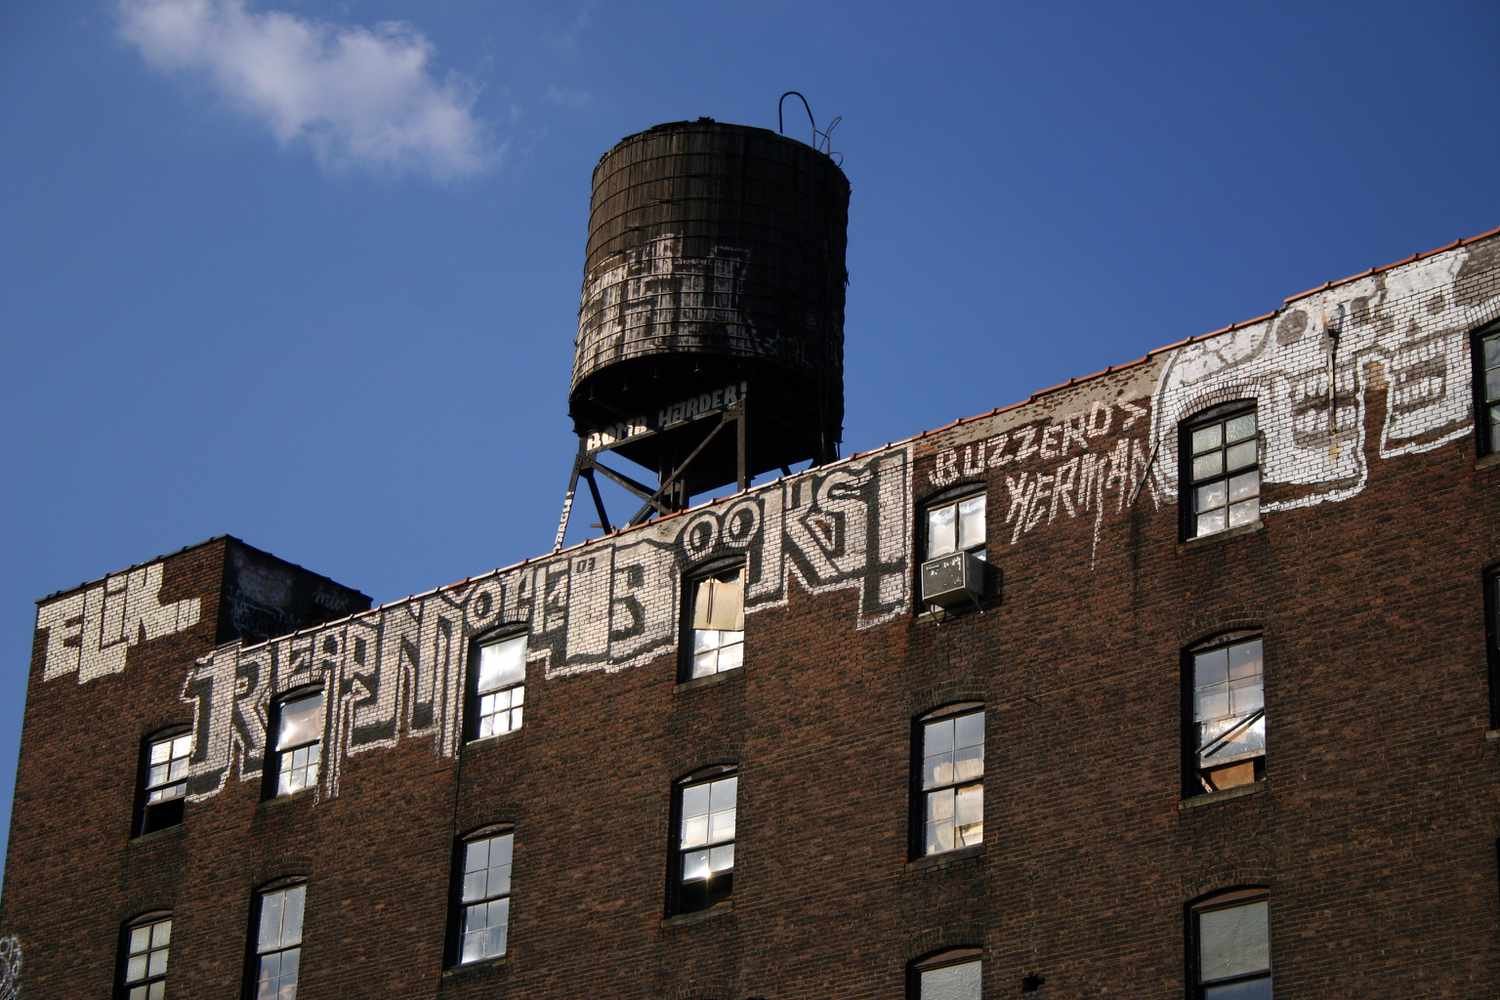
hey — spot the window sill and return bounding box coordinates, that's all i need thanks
[129,822,186,846]
[908,842,985,872]
[675,668,743,695]
[1179,779,1266,811]
[1485,728,1500,742]
[259,788,316,809]
[465,727,524,749]
[1180,520,1264,551]
[442,954,509,980]
[662,900,735,929]
[1475,453,1500,472]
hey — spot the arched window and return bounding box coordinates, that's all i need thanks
[467,630,526,741]
[913,704,985,857]
[451,825,515,965]
[921,488,987,563]
[669,764,738,913]
[118,911,172,1000]
[1180,402,1260,539]
[249,879,308,999]
[266,688,323,798]
[1188,888,1272,998]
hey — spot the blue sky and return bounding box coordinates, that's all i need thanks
[1,0,1496,882]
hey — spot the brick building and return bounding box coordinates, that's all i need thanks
[3,227,1500,999]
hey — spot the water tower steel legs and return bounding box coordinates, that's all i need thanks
[552,394,752,552]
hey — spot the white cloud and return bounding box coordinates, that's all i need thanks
[543,84,592,110]
[119,0,496,179]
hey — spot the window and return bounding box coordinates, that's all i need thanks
[119,914,171,1000]
[910,950,982,999]
[917,706,984,856]
[138,729,191,835]
[1477,323,1500,455]
[924,492,986,561]
[252,883,305,1000]
[1183,404,1259,538]
[454,830,513,964]
[469,633,525,740]
[268,690,322,798]
[684,564,744,680]
[1187,636,1265,795]
[671,766,737,913]
[1190,890,1272,998]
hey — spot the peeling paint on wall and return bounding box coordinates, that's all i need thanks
[178,449,911,801]
[35,562,201,684]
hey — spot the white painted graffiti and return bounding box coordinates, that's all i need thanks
[178,450,911,802]
[0,935,20,1000]
[1151,244,1500,510]
[575,234,761,377]
[929,398,1158,566]
[35,561,201,684]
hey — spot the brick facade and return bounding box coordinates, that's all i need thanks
[2,232,1499,997]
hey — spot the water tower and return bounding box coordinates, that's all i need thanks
[554,114,851,547]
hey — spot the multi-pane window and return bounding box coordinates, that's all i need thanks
[254,883,305,1000]
[1189,636,1265,795]
[138,730,191,834]
[686,565,744,680]
[673,767,737,913]
[1192,891,1272,999]
[1185,406,1259,538]
[456,831,513,964]
[914,956,982,1000]
[121,915,171,1000]
[1479,325,1500,455]
[270,691,322,798]
[925,493,986,560]
[919,707,984,855]
[469,634,525,740]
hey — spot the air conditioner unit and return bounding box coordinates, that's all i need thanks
[920,551,985,612]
